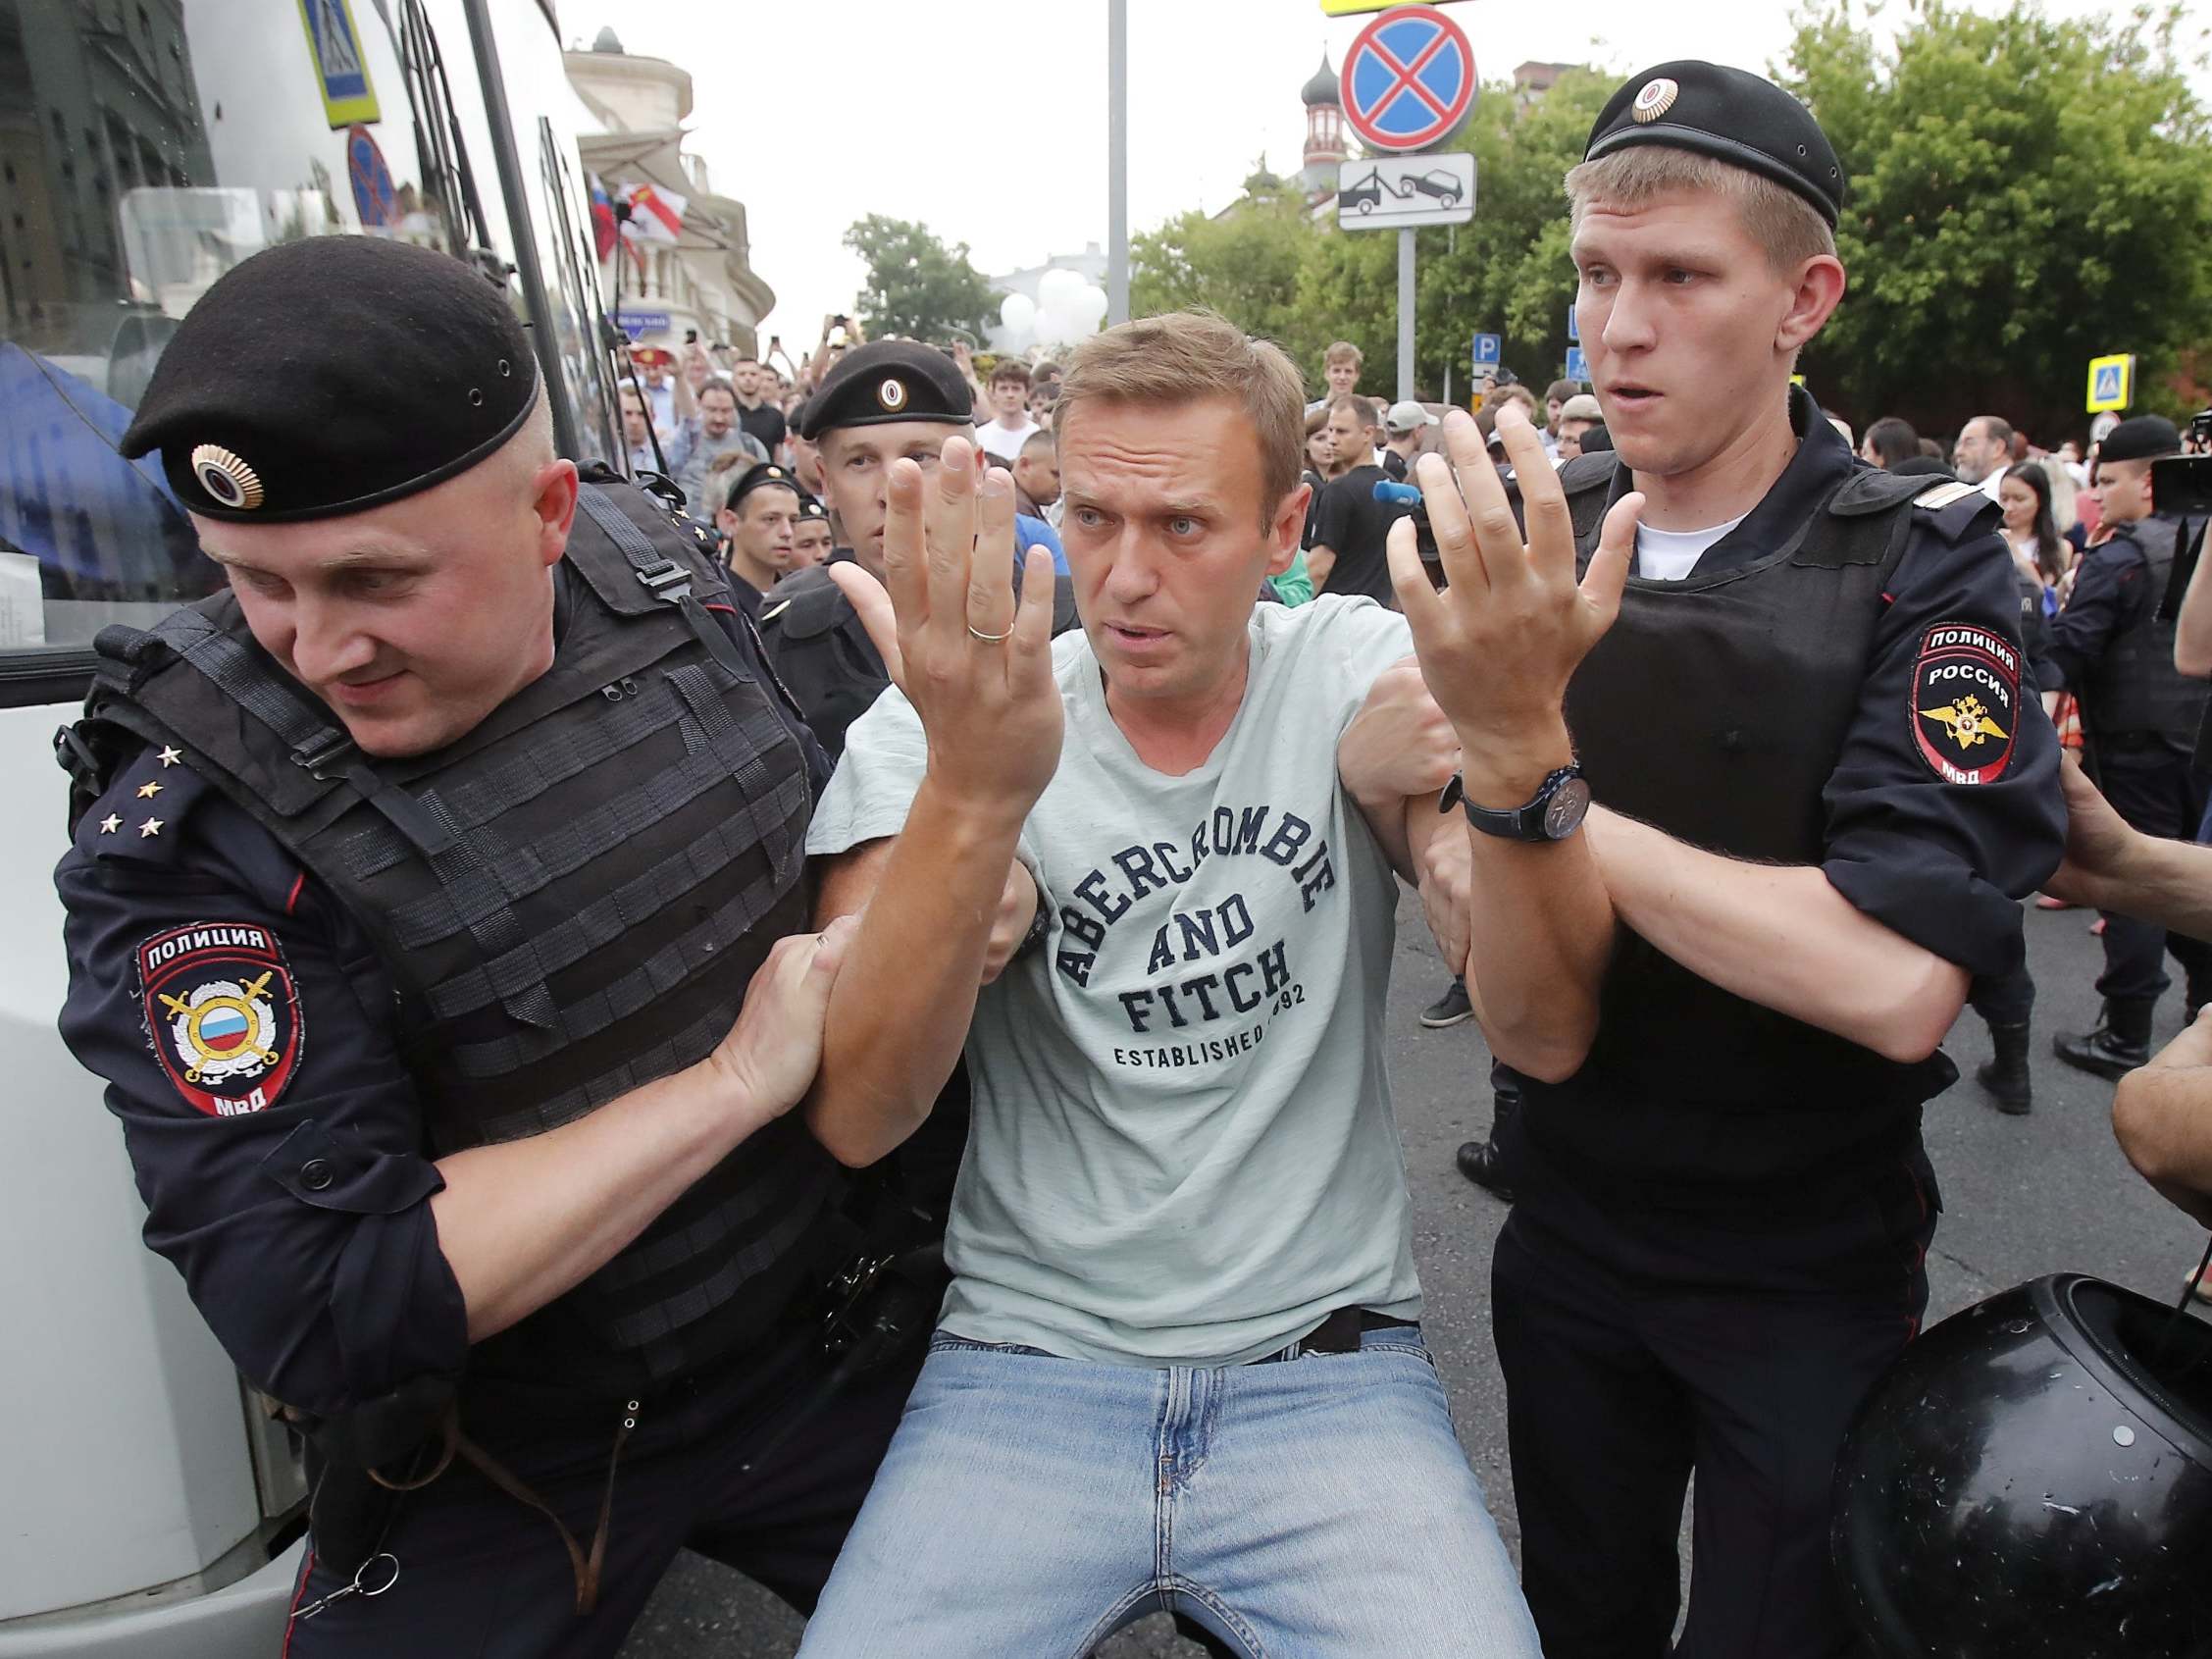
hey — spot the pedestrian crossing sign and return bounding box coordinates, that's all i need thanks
[297,0,381,130]
[2086,353,2133,414]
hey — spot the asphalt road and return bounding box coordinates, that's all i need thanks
[619,895,2210,1658]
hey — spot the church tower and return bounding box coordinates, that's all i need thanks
[1299,53,1345,198]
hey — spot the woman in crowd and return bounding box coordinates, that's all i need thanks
[2000,461,2069,596]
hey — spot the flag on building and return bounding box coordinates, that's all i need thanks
[624,182,687,244]
[588,174,617,263]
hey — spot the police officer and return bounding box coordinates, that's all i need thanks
[2046,414,2212,1076]
[717,459,803,597]
[53,235,919,1656]
[1390,63,2064,1657]
[760,340,1078,761]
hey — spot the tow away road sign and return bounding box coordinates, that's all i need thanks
[1342,5,1476,153]
[1337,154,1475,230]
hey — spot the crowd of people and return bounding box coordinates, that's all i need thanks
[50,49,2212,1659]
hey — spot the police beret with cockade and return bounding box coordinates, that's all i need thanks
[724,460,802,514]
[1584,60,1845,229]
[797,493,828,522]
[120,236,540,523]
[2098,416,2183,464]
[797,340,975,441]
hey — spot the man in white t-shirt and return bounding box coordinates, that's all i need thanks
[976,356,1042,462]
[794,311,1538,1657]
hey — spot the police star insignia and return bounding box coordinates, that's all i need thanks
[98,814,121,835]
[135,780,163,799]
[157,747,181,767]
[138,817,163,837]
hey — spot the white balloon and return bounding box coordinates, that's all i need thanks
[1000,291,1036,332]
[1038,267,1084,310]
[1074,285,1108,329]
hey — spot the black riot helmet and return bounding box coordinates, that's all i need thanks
[1833,1273,2212,1656]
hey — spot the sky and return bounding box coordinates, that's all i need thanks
[571,0,2209,344]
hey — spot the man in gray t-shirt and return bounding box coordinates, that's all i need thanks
[794,312,1538,1657]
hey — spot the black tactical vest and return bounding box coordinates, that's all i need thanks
[2080,517,2206,752]
[77,480,831,1387]
[1526,460,1958,1202]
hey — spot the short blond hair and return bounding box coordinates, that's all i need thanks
[1324,340,1363,369]
[1565,146,1836,275]
[1055,310,1305,525]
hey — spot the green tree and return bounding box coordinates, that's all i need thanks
[843,214,998,343]
[1785,0,2212,440]
[1129,182,1329,385]
[1299,72,1614,401]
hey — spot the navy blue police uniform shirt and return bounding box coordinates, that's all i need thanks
[2044,527,2150,695]
[1584,392,2066,977]
[55,578,826,1421]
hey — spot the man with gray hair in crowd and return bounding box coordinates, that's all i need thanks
[788,308,1540,1656]
[1954,412,2016,499]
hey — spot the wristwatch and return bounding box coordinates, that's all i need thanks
[1439,763,1590,843]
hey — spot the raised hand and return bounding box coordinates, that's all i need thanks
[828,438,1062,819]
[1385,402,1642,798]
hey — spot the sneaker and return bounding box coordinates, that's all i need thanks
[1420,979,1474,1029]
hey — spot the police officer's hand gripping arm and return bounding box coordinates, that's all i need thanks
[1385,402,1636,1081]
[427,912,856,1340]
[808,441,1062,1166]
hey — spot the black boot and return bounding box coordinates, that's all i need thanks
[1455,1083,1519,1202]
[1976,1021,2032,1115]
[2054,998,2156,1081]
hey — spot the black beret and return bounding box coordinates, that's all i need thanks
[2099,415,2183,464]
[120,236,540,522]
[796,493,828,520]
[1585,61,1845,228]
[724,461,802,514]
[798,340,973,441]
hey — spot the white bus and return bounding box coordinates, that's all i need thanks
[0,3,616,1650]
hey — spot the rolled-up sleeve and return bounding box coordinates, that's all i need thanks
[57,771,465,1419]
[1820,525,2067,977]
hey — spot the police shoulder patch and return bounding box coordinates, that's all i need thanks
[136,922,304,1116]
[1911,621,2021,786]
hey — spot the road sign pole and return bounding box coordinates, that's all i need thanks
[1397,228,1415,402]
[1106,0,1128,327]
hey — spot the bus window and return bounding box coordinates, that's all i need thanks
[0,0,604,685]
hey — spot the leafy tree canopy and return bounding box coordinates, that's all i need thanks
[844,214,999,344]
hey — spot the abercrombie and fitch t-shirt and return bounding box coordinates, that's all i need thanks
[806,596,1423,1367]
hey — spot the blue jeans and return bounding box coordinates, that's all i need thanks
[796,1325,1541,1657]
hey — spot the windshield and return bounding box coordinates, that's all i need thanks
[0,0,613,678]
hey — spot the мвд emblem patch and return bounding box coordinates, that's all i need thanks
[1912,622,2020,786]
[136,922,303,1116]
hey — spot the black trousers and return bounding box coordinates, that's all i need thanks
[2092,747,2212,1006]
[283,1330,921,1658]
[1968,959,2035,1027]
[1491,1134,1938,1659]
